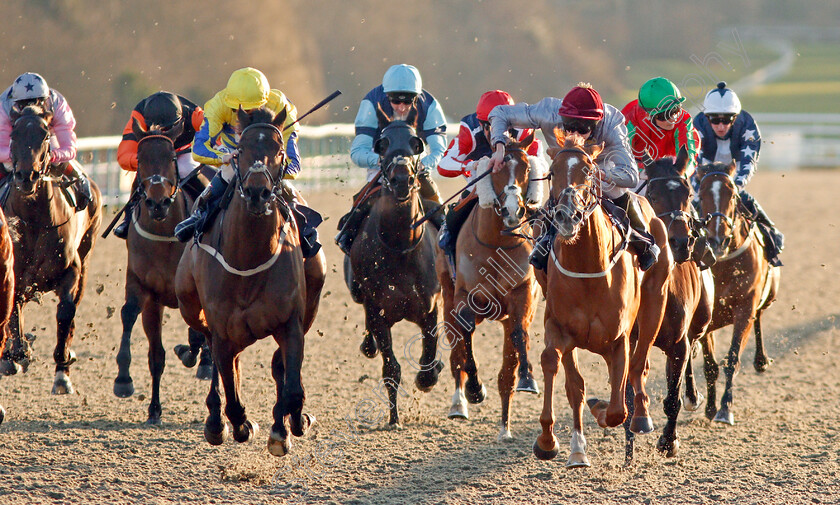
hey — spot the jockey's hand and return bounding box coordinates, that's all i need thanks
[488,142,506,173]
[220,152,234,164]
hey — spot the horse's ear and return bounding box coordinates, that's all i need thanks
[237,106,250,129]
[167,120,185,141]
[675,145,689,174]
[131,117,147,139]
[374,137,389,156]
[639,148,655,168]
[546,147,561,159]
[273,107,288,130]
[728,159,738,176]
[514,131,535,151]
[587,142,604,160]
[409,136,424,156]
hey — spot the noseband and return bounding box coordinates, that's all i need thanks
[698,171,739,229]
[381,153,420,201]
[546,147,601,228]
[231,123,287,209]
[136,134,179,205]
[10,115,54,186]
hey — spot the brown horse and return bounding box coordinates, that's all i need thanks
[627,150,714,461]
[0,106,101,394]
[435,135,542,440]
[533,135,670,467]
[696,161,780,425]
[112,119,211,424]
[176,107,325,456]
[0,208,15,425]
[347,119,444,426]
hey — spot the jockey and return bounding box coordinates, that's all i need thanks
[335,64,447,255]
[622,76,701,182]
[0,72,92,210]
[488,83,660,272]
[694,82,783,266]
[437,90,544,268]
[174,68,320,257]
[113,91,205,239]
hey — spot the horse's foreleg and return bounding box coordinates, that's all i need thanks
[684,289,713,412]
[0,300,28,376]
[52,267,81,395]
[269,345,290,456]
[141,300,165,425]
[214,340,255,443]
[204,361,227,446]
[534,332,560,461]
[366,308,402,426]
[498,319,517,441]
[563,348,590,468]
[716,307,756,425]
[753,315,773,373]
[591,336,629,429]
[658,336,689,458]
[414,309,444,393]
[114,282,142,398]
[281,314,311,438]
[457,306,485,406]
[302,249,326,334]
[701,331,719,420]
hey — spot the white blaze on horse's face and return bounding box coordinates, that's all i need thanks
[710,180,724,236]
[666,180,681,191]
[501,158,524,228]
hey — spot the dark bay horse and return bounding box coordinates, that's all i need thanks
[176,107,325,456]
[434,136,543,440]
[627,151,714,461]
[696,161,780,425]
[0,106,101,394]
[347,119,444,426]
[0,208,15,425]
[112,119,211,424]
[534,135,670,467]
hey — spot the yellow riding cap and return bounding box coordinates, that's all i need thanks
[224,68,270,110]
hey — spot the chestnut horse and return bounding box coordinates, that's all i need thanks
[346,119,445,426]
[435,136,544,440]
[112,119,211,424]
[0,208,15,425]
[0,106,101,394]
[176,107,325,456]
[626,151,714,461]
[696,161,780,425]
[534,135,670,467]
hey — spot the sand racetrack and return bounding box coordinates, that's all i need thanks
[0,169,837,505]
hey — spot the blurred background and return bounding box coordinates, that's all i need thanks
[2,0,838,198]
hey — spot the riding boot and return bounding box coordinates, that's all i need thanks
[175,174,228,242]
[335,196,375,255]
[613,193,660,271]
[55,160,92,211]
[689,205,716,270]
[740,190,784,265]
[528,212,556,271]
[114,177,141,240]
[418,170,442,204]
[283,185,323,259]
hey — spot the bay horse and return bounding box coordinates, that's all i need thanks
[696,161,780,425]
[346,119,444,426]
[533,134,670,467]
[434,135,543,440]
[175,107,325,456]
[0,106,101,394]
[0,208,15,425]
[112,118,211,424]
[626,150,714,461]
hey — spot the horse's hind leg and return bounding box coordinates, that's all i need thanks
[302,249,326,334]
[0,301,29,376]
[52,267,82,395]
[196,339,213,380]
[658,336,689,458]
[141,300,166,425]
[204,361,228,445]
[114,281,142,398]
[753,315,773,373]
[366,308,403,426]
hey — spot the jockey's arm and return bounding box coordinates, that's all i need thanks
[597,107,638,192]
[418,98,447,172]
[49,93,78,165]
[283,131,301,179]
[350,98,380,171]
[0,108,12,166]
[733,114,761,188]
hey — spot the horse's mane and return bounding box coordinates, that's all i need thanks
[14,105,49,127]
[375,104,418,131]
[239,107,276,131]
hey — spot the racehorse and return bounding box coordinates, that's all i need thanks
[435,135,543,440]
[0,106,101,395]
[346,119,444,426]
[112,118,212,424]
[627,150,714,461]
[0,208,14,425]
[175,107,325,456]
[696,161,780,425]
[533,134,670,467]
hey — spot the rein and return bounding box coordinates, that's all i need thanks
[230,123,287,208]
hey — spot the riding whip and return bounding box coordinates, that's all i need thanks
[410,167,494,230]
[283,90,342,131]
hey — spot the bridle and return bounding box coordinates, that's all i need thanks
[136,134,179,206]
[380,152,420,202]
[230,122,288,211]
[10,115,58,190]
[545,146,601,231]
[646,173,703,238]
[698,170,745,253]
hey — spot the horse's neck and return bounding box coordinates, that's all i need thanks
[220,200,284,264]
[11,182,68,226]
[731,214,752,248]
[472,206,524,248]
[374,192,423,250]
[555,209,617,270]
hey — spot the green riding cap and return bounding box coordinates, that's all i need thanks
[638,77,686,115]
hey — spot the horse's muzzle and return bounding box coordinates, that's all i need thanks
[669,236,693,263]
[145,197,173,221]
[12,170,38,195]
[242,186,273,216]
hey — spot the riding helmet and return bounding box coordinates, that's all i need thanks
[703,82,742,115]
[558,83,604,121]
[476,90,514,122]
[8,72,50,103]
[638,77,686,115]
[382,64,422,96]
[143,91,183,129]
[223,67,270,110]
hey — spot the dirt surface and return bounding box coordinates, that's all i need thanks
[0,170,838,505]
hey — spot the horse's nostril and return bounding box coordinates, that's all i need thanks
[145,198,154,208]
[261,188,271,201]
[13,172,23,181]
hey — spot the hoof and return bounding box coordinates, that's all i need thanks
[533,438,559,461]
[385,421,403,431]
[465,380,486,405]
[113,378,135,398]
[0,405,4,426]
[629,416,655,435]
[754,357,773,373]
[657,435,680,457]
[497,427,513,442]
[360,333,378,359]
[290,413,315,437]
[51,373,74,395]
[415,360,444,392]
[683,392,704,412]
[566,452,591,468]
[146,414,162,426]
[204,420,228,446]
[195,364,213,381]
[713,408,735,425]
[233,419,259,443]
[268,430,291,457]
[174,344,198,368]
[0,359,21,376]
[515,374,540,394]
[448,402,468,419]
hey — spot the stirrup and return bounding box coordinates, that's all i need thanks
[175,214,200,243]
[637,244,660,272]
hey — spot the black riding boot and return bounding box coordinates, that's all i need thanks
[740,190,784,265]
[528,211,556,271]
[114,178,141,240]
[335,195,375,255]
[613,193,660,271]
[288,198,323,259]
[439,194,477,271]
[418,171,442,204]
[174,174,228,243]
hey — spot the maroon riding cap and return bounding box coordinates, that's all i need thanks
[558,85,604,121]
